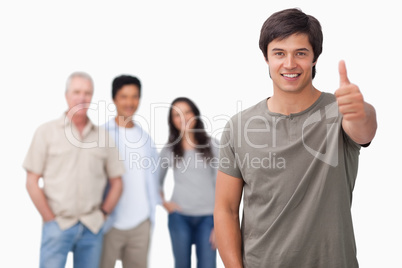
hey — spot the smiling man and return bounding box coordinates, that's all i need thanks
[100,75,160,268]
[214,8,377,268]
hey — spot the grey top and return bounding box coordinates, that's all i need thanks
[219,92,362,268]
[159,139,219,216]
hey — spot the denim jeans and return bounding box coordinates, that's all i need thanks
[168,212,216,268]
[39,220,103,268]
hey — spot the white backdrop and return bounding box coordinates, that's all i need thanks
[1,1,400,267]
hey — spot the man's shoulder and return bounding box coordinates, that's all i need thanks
[101,118,115,132]
[318,92,337,106]
[133,123,152,139]
[228,99,268,125]
[102,119,152,138]
[34,117,63,133]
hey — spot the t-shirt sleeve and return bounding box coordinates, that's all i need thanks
[218,120,243,180]
[149,139,160,179]
[23,125,48,176]
[105,132,125,179]
[158,146,170,191]
[210,138,220,182]
[148,138,162,204]
[340,123,362,190]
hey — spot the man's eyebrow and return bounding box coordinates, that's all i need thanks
[271,48,310,51]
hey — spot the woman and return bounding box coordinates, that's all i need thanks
[159,97,218,268]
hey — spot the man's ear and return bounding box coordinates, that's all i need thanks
[265,58,271,79]
[312,59,317,66]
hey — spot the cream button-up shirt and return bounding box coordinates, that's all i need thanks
[23,115,125,234]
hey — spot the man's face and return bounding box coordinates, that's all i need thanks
[113,84,140,119]
[266,33,316,94]
[65,76,93,117]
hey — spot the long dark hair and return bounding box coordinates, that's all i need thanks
[168,97,213,160]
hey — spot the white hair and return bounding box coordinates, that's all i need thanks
[65,72,94,93]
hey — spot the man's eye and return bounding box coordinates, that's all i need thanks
[275,52,284,56]
[297,52,306,56]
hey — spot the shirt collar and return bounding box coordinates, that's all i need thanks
[57,113,95,131]
[105,117,138,131]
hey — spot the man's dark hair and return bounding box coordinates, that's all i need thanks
[259,8,323,78]
[112,75,141,99]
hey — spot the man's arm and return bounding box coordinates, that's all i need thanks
[26,171,55,222]
[335,60,377,144]
[214,170,244,268]
[101,177,123,215]
[341,102,376,145]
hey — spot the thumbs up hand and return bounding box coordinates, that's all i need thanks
[335,60,377,145]
[335,60,366,122]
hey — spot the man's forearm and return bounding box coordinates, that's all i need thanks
[343,102,377,145]
[215,209,243,268]
[102,177,123,214]
[26,173,55,222]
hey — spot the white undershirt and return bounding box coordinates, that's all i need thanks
[112,125,151,230]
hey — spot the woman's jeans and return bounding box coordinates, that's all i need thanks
[168,212,216,268]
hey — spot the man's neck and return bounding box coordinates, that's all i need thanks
[115,115,134,128]
[67,113,89,134]
[268,86,321,115]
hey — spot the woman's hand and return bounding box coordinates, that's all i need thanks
[163,201,181,214]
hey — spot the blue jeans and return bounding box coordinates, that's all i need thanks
[168,212,216,268]
[39,220,103,268]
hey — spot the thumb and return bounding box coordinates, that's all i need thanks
[339,60,350,86]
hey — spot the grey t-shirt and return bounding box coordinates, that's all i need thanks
[219,92,361,268]
[159,139,219,216]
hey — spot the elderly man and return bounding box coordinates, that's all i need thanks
[23,72,124,268]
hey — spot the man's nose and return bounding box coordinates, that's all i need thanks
[283,55,297,69]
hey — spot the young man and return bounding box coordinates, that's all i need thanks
[23,72,124,268]
[100,75,160,268]
[214,8,377,268]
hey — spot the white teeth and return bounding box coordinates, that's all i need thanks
[283,74,299,78]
